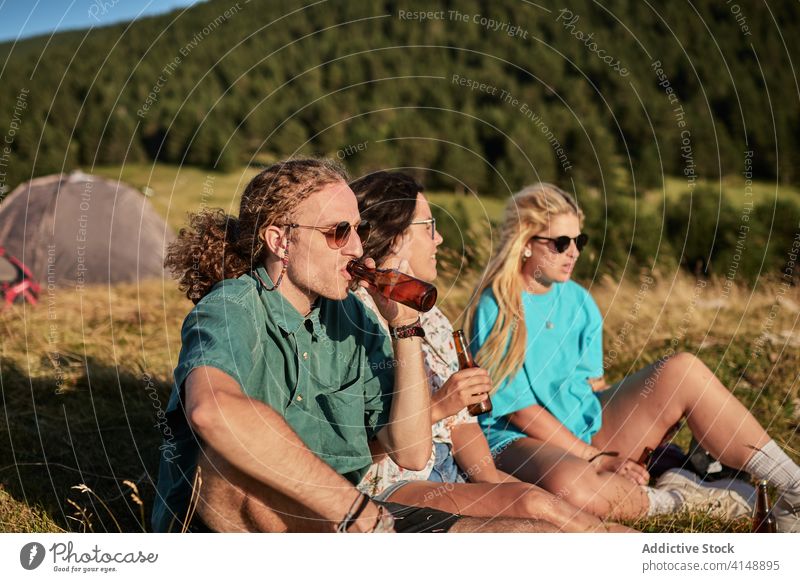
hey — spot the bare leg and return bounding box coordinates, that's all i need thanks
[385,479,634,532]
[494,437,649,520]
[197,448,574,532]
[450,517,561,532]
[594,352,770,469]
[194,446,333,532]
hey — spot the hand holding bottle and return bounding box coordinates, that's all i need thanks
[431,368,493,422]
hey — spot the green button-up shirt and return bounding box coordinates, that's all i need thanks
[152,267,394,532]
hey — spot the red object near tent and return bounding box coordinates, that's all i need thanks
[0,246,40,308]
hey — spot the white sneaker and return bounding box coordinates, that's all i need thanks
[702,476,757,507]
[774,496,800,533]
[655,468,753,519]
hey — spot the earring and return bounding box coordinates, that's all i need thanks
[522,248,532,262]
[254,237,290,292]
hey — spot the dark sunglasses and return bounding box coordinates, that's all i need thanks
[531,233,588,253]
[284,220,372,249]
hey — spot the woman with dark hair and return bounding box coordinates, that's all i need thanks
[349,170,634,532]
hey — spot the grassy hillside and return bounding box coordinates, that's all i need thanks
[0,279,188,532]
[93,164,260,233]
[3,1,799,195]
[90,163,800,241]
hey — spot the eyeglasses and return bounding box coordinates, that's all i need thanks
[284,220,372,249]
[410,217,436,240]
[531,233,588,253]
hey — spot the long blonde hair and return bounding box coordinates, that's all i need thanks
[466,183,583,391]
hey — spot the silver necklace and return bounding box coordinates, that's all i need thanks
[524,283,557,330]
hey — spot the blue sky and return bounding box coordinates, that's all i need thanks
[0,0,202,43]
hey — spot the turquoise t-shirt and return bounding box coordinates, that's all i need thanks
[470,281,604,453]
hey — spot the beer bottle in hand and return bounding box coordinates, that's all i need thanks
[346,260,438,312]
[637,447,654,467]
[452,329,493,416]
[752,480,777,533]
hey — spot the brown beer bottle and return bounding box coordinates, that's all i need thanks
[346,260,438,312]
[752,480,777,533]
[452,329,493,416]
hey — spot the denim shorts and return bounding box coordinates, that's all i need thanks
[427,441,466,484]
[371,441,466,503]
[371,479,412,503]
[483,421,529,457]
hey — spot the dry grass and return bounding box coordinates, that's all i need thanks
[2,268,797,532]
[0,485,62,532]
[1,166,797,531]
[0,280,190,532]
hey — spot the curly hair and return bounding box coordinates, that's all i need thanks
[165,158,348,303]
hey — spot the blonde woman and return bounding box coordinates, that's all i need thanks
[467,183,800,530]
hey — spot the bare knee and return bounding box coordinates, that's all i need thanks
[642,352,708,402]
[546,471,616,517]
[194,448,289,532]
[511,485,558,519]
[662,352,708,378]
[194,461,249,532]
[240,493,292,532]
[545,469,596,503]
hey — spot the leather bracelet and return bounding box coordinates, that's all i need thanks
[335,493,371,533]
[389,318,425,340]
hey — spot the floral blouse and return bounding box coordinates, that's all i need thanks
[354,288,477,497]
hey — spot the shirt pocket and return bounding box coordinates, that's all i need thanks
[314,369,365,440]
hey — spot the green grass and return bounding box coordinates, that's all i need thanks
[91,162,800,237]
[93,164,261,233]
[1,164,797,532]
[644,175,800,206]
[91,164,512,239]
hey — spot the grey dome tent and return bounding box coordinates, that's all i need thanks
[0,172,174,288]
